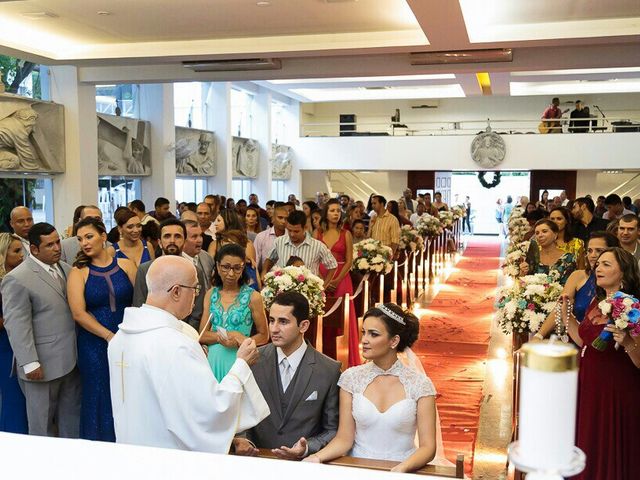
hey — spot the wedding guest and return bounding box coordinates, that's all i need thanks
[247,194,269,229]
[369,195,400,255]
[548,207,585,268]
[495,198,503,227]
[339,194,351,217]
[262,210,337,279]
[265,200,276,225]
[195,202,214,251]
[387,200,412,227]
[351,219,367,243]
[623,196,637,214]
[254,205,288,271]
[60,205,107,264]
[402,188,416,213]
[305,303,436,472]
[0,233,28,433]
[67,218,136,441]
[520,219,577,284]
[199,244,268,382]
[9,206,33,257]
[314,199,359,365]
[564,247,640,480]
[433,192,448,212]
[182,220,215,330]
[285,256,305,267]
[303,201,319,233]
[245,206,262,242]
[617,214,640,263]
[63,205,85,239]
[129,200,158,226]
[534,231,619,339]
[216,230,260,291]
[236,199,248,218]
[603,194,634,220]
[141,221,161,258]
[207,208,253,259]
[148,197,175,222]
[1,223,81,437]
[310,209,322,234]
[571,197,610,243]
[537,190,550,211]
[113,209,155,267]
[233,292,340,459]
[525,202,538,215]
[594,195,607,218]
[226,198,236,210]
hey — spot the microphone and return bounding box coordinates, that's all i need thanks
[593,105,599,108]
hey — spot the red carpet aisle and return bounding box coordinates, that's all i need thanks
[413,237,501,476]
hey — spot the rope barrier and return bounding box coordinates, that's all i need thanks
[350,272,370,300]
[322,296,344,317]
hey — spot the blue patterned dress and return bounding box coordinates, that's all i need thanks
[77,258,133,441]
[573,273,597,322]
[207,284,254,382]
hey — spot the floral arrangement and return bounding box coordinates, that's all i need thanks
[415,214,443,238]
[502,240,530,278]
[450,205,465,221]
[261,266,325,317]
[399,225,424,252]
[495,273,563,334]
[509,205,525,221]
[438,210,454,229]
[352,238,394,274]
[507,215,530,244]
[592,292,640,351]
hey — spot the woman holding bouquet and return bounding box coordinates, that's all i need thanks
[564,247,640,479]
[199,243,268,381]
[520,219,576,285]
[314,199,360,365]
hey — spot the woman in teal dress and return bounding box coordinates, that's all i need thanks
[199,243,268,381]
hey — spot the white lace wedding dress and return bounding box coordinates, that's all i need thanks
[338,359,437,461]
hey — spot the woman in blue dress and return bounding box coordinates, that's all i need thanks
[534,231,620,339]
[0,233,28,433]
[112,209,154,267]
[199,243,268,382]
[67,218,136,441]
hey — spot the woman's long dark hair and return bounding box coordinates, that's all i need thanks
[549,206,575,242]
[386,200,402,223]
[319,198,343,232]
[217,208,245,234]
[73,217,108,269]
[212,243,250,288]
[594,247,640,300]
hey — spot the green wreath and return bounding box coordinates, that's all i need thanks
[478,171,501,189]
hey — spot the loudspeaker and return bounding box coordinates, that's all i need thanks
[339,114,356,136]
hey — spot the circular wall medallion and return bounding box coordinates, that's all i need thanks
[471,130,506,168]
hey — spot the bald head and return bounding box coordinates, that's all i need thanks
[146,256,198,320]
[81,205,103,220]
[10,206,33,240]
[180,210,198,223]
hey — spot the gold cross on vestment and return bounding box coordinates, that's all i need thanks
[114,352,129,402]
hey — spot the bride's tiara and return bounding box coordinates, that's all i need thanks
[378,304,405,325]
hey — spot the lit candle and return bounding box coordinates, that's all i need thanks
[393,261,398,295]
[390,289,396,304]
[363,279,369,313]
[379,273,385,305]
[401,280,407,308]
[517,342,579,471]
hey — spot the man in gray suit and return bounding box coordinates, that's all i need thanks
[9,206,33,257]
[234,291,340,459]
[60,205,105,264]
[1,222,81,437]
[182,220,215,331]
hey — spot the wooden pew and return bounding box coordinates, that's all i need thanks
[254,449,464,478]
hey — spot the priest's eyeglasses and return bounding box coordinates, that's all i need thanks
[218,264,245,273]
[167,284,201,296]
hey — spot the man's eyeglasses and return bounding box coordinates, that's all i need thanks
[167,284,201,296]
[218,263,245,274]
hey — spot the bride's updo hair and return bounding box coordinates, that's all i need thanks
[363,303,420,352]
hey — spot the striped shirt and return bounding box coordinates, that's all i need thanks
[369,211,400,248]
[267,233,338,275]
[254,226,279,270]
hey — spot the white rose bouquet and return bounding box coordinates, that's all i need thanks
[438,211,454,230]
[352,239,394,274]
[415,214,443,238]
[508,215,530,244]
[261,266,325,317]
[495,273,563,334]
[399,225,424,252]
[450,205,465,221]
[502,240,530,278]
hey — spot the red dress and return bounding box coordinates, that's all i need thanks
[318,229,361,367]
[572,300,640,480]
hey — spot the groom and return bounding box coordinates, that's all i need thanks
[234,291,341,459]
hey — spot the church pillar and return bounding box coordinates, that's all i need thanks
[252,88,273,204]
[204,82,232,197]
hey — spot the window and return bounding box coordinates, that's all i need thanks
[0,55,41,99]
[230,88,254,138]
[174,82,203,129]
[175,178,207,203]
[272,180,287,202]
[98,178,141,230]
[0,177,53,229]
[96,84,138,118]
[232,179,252,202]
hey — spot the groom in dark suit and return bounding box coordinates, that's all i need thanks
[234,291,340,459]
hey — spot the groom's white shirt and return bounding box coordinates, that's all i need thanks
[108,304,269,453]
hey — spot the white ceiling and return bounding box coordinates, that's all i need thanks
[0,0,639,101]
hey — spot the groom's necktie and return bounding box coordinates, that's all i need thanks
[281,357,292,392]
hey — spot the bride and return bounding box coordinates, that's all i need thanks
[304,303,437,472]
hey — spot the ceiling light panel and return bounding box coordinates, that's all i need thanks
[268,74,456,85]
[510,79,640,96]
[291,84,465,102]
[511,67,640,76]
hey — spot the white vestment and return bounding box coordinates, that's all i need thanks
[108,304,269,454]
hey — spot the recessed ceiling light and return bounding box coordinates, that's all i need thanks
[512,67,640,76]
[21,11,58,20]
[291,84,465,102]
[268,74,455,84]
[510,79,640,96]
[256,1,270,6]
[97,11,112,16]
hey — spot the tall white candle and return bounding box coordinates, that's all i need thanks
[363,279,369,313]
[379,273,385,305]
[518,342,578,470]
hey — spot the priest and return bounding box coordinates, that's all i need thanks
[108,255,269,453]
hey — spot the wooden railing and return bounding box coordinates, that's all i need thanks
[254,449,465,478]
